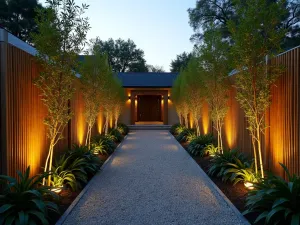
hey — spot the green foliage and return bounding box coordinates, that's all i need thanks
[188,0,300,48]
[92,38,148,72]
[202,144,220,157]
[51,169,76,192]
[208,149,249,179]
[222,158,259,184]
[91,135,116,155]
[187,134,214,156]
[228,0,286,178]
[244,163,300,225]
[170,123,181,135]
[198,26,231,150]
[174,125,186,135]
[117,123,129,135]
[170,52,192,72]
[109,128,123,142]
[0,0,44,43]
[32,0,90,185]
[53,144,102,190]
[80,48,112,148]
[176,128,196,143]
[0,166,59,225]
[148,65,165,72]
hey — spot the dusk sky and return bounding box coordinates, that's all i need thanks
[41,0,196,71]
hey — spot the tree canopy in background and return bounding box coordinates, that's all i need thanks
[170,51,192,72]
[92,38,148,72]
[0,0,44,43]
[147,65,165,72]
[188,0,300,49]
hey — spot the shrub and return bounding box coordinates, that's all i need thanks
[222,158,259,184]
[53,144,102,190]
[117,123,129,135]
[92,135,116,155]
[109,128,123,142]
[0,166,59,225]
[174,124,186,135]
[170,123,181,134]
[208,149,249,179]
[176,128,196,143]
[187,134,214,156]
[201,144,220,157]
[244,163,300,225]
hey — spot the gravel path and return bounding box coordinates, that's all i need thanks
[59,130,249,225]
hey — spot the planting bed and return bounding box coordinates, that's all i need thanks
[178,141,258,224]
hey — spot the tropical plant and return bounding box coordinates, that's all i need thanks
[51,169,76,192]
[174,124,186,135]
[53,145,102,190]
[208,149,249,178]
[176,128,196,143]
[117,123,129,135]
[32,0,90,185]
[187,134,214,156]
[222,158,259,184]
[202,144,220,157]
[91,135,116,155]
[244,163,300,225]
[170,123,181,135]
[109,128,123,142]
[0,166,59,225]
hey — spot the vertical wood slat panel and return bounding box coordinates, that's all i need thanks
[1,44,106,177]
[198,47,300,177]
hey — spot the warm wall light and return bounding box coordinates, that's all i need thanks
[97,111,103,134]
[202,103,209,134]
[189,115,194,128]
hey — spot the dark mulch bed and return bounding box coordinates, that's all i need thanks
[50,152,113,225]
[178,140,257,224]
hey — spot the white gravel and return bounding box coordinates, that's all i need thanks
[59,130,249,225]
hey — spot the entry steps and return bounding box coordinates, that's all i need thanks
[128,125,171,130]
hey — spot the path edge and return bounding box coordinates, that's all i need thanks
[169,132,251,225]
[55,135,128,225]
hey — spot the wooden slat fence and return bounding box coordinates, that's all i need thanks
[0,42,106,177]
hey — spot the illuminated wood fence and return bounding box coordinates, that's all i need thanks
[0,29,106,177]
[197,46,300,178]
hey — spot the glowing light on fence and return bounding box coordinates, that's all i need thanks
[225,114,234,149]
[77,112,85,145]
[97,111,103,134]
[202,103,209,134]
[109,114,113,128]
[189,115,194,128]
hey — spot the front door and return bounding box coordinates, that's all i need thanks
[137,95,162,121]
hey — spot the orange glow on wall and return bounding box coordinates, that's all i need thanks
[189,114,194,128]
[109,114,113,128]
[77,111,85,145]
[202,102,210,134]
[97,110,103,134]
[225,115,234,149]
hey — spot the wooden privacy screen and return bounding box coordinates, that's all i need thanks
[196,46,300,177]
[0,43,106,177]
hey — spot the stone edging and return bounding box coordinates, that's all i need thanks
[55,135,128,225]
[169,132,251,225]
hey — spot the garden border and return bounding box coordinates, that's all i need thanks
[169,132,251,225]
[55,135,128,225]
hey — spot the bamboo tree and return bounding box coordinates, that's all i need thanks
[80,50,109,149]
[113,80,126,128]
[199,27,231,151]
[228,0,286,178]
[182,57,206,135]
[32,0,89,185]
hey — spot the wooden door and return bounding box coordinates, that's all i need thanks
[137,95,161,121]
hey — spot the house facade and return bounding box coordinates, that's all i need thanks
[117,72,179,125]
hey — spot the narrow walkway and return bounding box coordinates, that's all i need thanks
[59,131,248,225]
